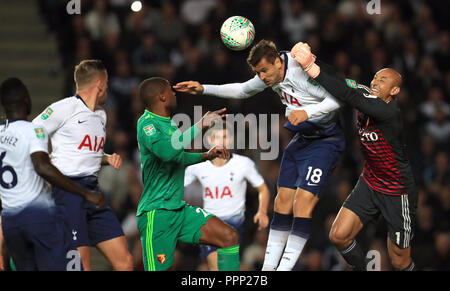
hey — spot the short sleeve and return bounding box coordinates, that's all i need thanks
[28,125,49,154]
[138,122,164,151]
[32,100,69,136]
[244,159,265,188]
[184,165,198,186]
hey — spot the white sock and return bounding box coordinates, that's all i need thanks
[261,229,290,271]
[276,234,308,271]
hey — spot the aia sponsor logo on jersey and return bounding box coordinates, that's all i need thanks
[78,135,105,152]
[278,89,302,107]
[205,186,233,199]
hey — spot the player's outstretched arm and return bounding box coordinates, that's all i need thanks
[253,183,270,230]
[174,76,266,100]
[173,81,204,95]
[31,152,107,208]
[292,42,393,121]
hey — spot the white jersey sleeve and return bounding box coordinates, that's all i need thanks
[202,75,267,99]
[32,100,70,136]
[184,164,198,186]
[28,124,49,154]
[0,121,52,212]
[32,96,107,177]
[301,91,342,120]
[243,158,265,188]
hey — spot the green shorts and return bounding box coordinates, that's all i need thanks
[137,204,214,271]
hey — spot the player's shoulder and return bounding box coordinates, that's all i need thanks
[186,160,209,172]
[11,120,46,139]
[230,153,255,167]
[137,117,166,140]
[281,51,302,71]
[50,95,78,107]
[41,96,77,116]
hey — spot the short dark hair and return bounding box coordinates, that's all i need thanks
[139,77,169,107]
[74,59,106,89]
[246,39,279,67]
[0,77,30,109]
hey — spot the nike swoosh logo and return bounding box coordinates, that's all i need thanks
[307,182,318,186]
[78,120,87,124]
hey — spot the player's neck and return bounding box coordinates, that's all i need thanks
[382,96,393,103]
[212,157,230,167]
[76,91,98,111]
[6,109,27,121]
[146,106,171,118]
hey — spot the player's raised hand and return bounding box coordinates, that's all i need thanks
[85,190,107,208]
[202,146,230,161]
[288,110,309,126]
[198,108,227,129]
[290,42,316,72]
[105,153,122,170]
[173,81,204,95]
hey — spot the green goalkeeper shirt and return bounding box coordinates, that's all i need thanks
[136,110,203,215]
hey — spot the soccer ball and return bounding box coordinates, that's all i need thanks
[220,16,255,51]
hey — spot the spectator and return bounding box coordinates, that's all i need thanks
[131,32,168,78]
[84,0,121,42]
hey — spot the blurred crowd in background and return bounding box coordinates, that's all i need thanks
[36,0,448,270]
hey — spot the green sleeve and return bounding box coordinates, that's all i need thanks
[173,124,201,149]
[182,152,203,167]
[150,136,203,166]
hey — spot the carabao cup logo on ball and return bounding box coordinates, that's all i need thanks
[220,16,255,51]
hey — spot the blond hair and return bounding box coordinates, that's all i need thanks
[74,59,106,90]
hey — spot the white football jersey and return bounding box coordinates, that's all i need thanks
[32,95,106,177]
[184,154,264,217]
[0,120,52,212]
[203,51,341,128]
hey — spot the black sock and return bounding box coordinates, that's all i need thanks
[340,240,368,271]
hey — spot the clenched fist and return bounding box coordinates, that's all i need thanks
[290,42,316,71]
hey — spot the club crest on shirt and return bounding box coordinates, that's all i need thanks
[34,128,45,139]
[144,124,156,136]
[346,79,358,88]
[307,77,319,86]
[41,107,54,120]
[157,254,166,264]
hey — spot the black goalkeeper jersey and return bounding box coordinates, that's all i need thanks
[315,61,416,196]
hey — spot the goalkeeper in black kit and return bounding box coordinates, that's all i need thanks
[291,42,417,271]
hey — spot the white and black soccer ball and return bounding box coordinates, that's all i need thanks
[220,16,255,51]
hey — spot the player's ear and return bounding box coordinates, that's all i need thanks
[390,86,400,96]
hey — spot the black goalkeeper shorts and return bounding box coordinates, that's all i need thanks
[343,176,418,249]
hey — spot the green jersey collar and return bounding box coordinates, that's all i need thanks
[145,110,171,121]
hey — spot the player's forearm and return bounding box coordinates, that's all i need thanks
[176,124,201,149]
[302,94,341,119]
[101,153,109,165]
[182,152,204,166]
[256,183,270,214]
[31,152,90,200]
[203,83,253,99]
[313,60,389,119]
